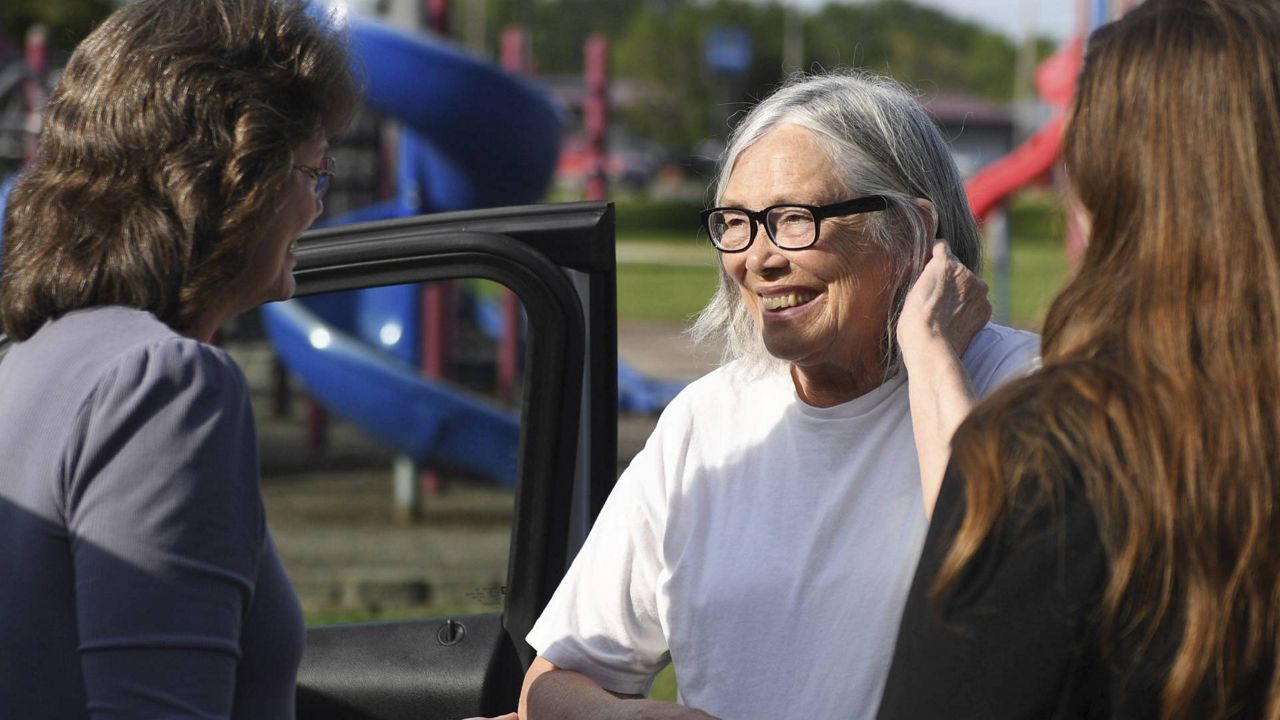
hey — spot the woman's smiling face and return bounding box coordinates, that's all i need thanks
[718,124,896,376]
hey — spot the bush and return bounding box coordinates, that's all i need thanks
[613,197,704,235]
[1006,192,1066,240]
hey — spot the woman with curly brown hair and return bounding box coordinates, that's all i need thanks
[0,0,354,716]
[878,1,1280,717]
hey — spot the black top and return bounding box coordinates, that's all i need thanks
[0,307,303,719]
[878,360,1277,719]
[877,462,1160,719]
[878,453,1279,719]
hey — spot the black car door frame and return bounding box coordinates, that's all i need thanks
[289,201,619,719]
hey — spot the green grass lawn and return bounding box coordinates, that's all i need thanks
[616,262,721,323]
[649,665,678,702]
[985,233,1074,332]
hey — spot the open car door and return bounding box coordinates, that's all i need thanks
[0,201,618,720]
[288,201,618,719]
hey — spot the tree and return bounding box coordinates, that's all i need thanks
[1,0,113,52]
[806,0,1035,101]
[479,0,1058,150]
[482,0,639,73]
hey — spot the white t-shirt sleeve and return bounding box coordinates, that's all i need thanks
[526,403,683,695]
[961,323,1040,396]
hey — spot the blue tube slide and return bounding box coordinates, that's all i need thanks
[261,16,564,486]
[262,300,518,486]
[0,173,15,255]
[336,18,693,413]
[351,18,562,213]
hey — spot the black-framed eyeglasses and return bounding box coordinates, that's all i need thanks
[701,195,890,253]
[294,156,336,200]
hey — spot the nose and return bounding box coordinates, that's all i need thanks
[743,235,789,276]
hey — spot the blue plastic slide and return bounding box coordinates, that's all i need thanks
[320,15,691,413]
[260,16,563,487]
[0,174,13,256]
[262,300,518,485]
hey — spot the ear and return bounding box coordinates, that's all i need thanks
[912,198,939,240]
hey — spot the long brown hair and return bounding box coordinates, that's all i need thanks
[0,0,356,339]
[938,1,1280,716]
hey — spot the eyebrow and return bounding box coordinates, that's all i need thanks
[716,197,834,209]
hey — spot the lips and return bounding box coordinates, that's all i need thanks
[760,289,818,311]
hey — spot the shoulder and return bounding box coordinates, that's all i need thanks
[961,323,1040,395]
[3,307,248,438]
[965,359,1123,431]
[46,313,264,548]
[939,361,1115,586]
[97,335,245,400]
[48,309,253,456]
[14,306,244,398]
[952,359,1128,505]
[658,357,790,423]
[80,335,249,443]
[619,358,791,497]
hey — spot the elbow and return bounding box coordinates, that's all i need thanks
[519,655,558,720]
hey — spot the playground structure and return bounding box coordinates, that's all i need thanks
[259,14,561,509]
[962,0,1138,318]
[0,1,1141,512]
[0,6,688,513]
[257,12,683,517]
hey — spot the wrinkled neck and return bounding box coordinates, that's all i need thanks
[789,359,886,408]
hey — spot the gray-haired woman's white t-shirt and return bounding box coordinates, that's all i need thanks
[0,306,302,718]
[528,323,1039,719]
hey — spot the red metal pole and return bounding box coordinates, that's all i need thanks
[415,0,452,499]
[583,34,609,202]
[307,398,329,452]
[22,25,47,164]
[426,0,449,35]
[420,0,458,388]
[495,27,531,406]
[421,283,455,380]
[419,282,454,496]
[500,26,528,72]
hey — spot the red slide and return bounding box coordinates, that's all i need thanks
[965,37,1083,222]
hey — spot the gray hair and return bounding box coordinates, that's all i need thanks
[689,70,981,380]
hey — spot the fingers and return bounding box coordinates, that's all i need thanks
[898,238,993,356]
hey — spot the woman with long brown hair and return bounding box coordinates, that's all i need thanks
[878,0,1280,717]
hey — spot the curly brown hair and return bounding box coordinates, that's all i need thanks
[0,0,356,340]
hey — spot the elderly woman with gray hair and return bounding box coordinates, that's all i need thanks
[518,72,1038,720]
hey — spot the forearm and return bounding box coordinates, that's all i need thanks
[904,337,976,519]
[521,657,717,720]
[523,666,636,720]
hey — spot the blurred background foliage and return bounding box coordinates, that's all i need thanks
[0,0,1055,154]
[482,0,1055,149]
[0,0,113,51]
